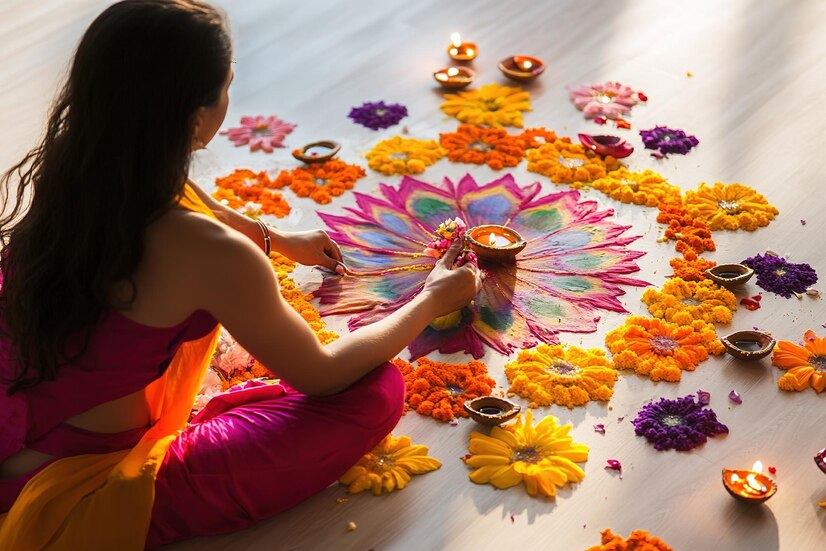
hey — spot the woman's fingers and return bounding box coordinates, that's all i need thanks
[438,238,464,268]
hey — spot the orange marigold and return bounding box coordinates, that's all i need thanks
[274,160,366,205]
[605,316,724,382]
[394,356,495,422]
[213,169,291,218]
[642,278,737,325]
[669,251,716,282]
[519,127,559,149]
[439,124,526,170]
[684,182,779,231]
[572,168,681,208]
[657,202,716,255]
[772,329,826,393]
[526,138,621,185]
[586,528,673,551]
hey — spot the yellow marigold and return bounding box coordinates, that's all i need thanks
[586,528,673,551]
[504,344,617,408]
[684,182,779,231]
[338,434,442,495]
[572,168,681,208]
[439,124,526,170]
[440,83,532,128]
[642,278,737,325]
[273,160,366,205]
[772,329,826,393]
[605,316,724,382]
[527,138,621,185]
[464,410,588,498]
[365,136,446,175]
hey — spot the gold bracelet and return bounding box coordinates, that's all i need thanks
[254,219,271,256]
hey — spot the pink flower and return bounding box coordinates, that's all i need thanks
[210,330,252,377]
[220,115,296,153]
[568,82,641,120]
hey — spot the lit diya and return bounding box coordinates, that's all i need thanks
[447,32,477,61]
[292,140,341,163]
[705,263,755,287]
[463,396,521,426]
[722,461,777,503]
[578,133,634,158]
[465,224,527,263]
[498,55,545,82]
[721,330,776,361]
[433,66,475,90]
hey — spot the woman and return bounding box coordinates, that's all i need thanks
[0,0,481,548]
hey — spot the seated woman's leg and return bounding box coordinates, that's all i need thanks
[145,362,404,549]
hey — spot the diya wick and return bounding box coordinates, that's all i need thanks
[466,225,527,263]
[292,140,341,163]
[722,461,777,504]
[433,66,475,90]
[498,55,545,82]
[721,330,776,361]
[447,32,477,61]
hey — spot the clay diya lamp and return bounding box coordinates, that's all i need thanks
[705,264,755,287]
[292,140,341,164]
[433,66,476,90]
[578,134,634,158]
[447,32,477,61]
[498,55,545,82]
[815,448,826,475]
[463,396,521,426]
[722,461,778,504]
[466,225,527,263]
[721,330,776,361]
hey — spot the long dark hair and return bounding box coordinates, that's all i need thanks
[0,0,232,393]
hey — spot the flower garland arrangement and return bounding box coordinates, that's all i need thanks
[742,253,818,298]
[669,252,716,282]
[526,138,621,185]
[605,316,724,382]
[572,168,681,208]
[440,83,532,128]
[771,329,826,393]
[348,101,408,130]
[504,344,618,408]
[631,394,729,451]
[586,528,673,551]
[684,182,779,231]
[656,202,717,280]
[274,160,366,205]
[394,357,495,422]
[568,81,644,121]
[365,136,446,175]
[423,217,477,266]
[518,127,559,149]
[639,126,699,157]
[338,434,442,495]
[220,115,296,153]
[464,410,588,498]
[439,124,526,170]
[642,278,737,325]
[213,169,291,218]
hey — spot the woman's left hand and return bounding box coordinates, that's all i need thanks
[270,228,347,274]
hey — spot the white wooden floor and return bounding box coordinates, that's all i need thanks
[2,1,825,550]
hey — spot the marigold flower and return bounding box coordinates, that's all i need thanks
[213,169,291,218]
[274,160,366,205]
[656,202,716,255]
[439,125,526,170]
[504,344,617,408]
[684,182,779,231]
[518,127,558,149]
[464,410,589,498]
[772,329,826,393]
[526,138,621,185]
[586,528,673,551]
[440,83,532,128]
[571,168,681,207]
[339,434,441,495]
[669,250,716,282]
[605,316,724,382]
[365,136,446,175]
[642,278,737,325]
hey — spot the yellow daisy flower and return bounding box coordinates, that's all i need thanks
[684,182,779,231]
[526,138,621,185]
[642,278,738,325]
[464,410,588,498]
[505,344,617,408]
[366,136,446,176]
[339,434,442,495]
[440,83,532,128]
[572,168,682,207]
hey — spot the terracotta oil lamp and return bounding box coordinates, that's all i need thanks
[466,225,527,263]
[498,55,545,82]
[447,33,477,61]
[463,396,521,426]
[705,264,755,287]
[722,461,777,504]
[433,66,475,90]
[292,140,341,163]
[578,134,634,158]
[721,330,776,361]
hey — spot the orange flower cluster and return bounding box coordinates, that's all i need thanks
[656,202,717,281]
[586,528,673,551]
[519,127,559,149]
[274,160,366,205]
[439,124,526,170]
[772,329,826,393]
[394,356,496,422]
[684,182,779,231]
[213,169,291,218]
[526,137,621,184]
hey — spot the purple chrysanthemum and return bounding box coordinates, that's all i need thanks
[742,253,818,298]
[348,101,408,130]
[631,395,728,451]
[639,126,699,156]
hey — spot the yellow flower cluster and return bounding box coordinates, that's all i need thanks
[505,344,617,408]
[440,83,532,128]
[684,182,779,231]
[366,136,446,175]
[339,434,442,495]
[527,138,621,185]
[642,278,737,325]
[573,168,682,208]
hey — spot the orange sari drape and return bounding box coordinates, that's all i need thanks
[0,185,221,550]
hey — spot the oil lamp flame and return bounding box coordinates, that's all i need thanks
[488,232,496,246]
[451,32,462,47]
[447,67,459,77]
[752,460,763,473]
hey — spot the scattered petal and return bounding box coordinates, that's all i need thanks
[686,71,693,77]
[594,116,607,125]
[637,92,648,102]
[510,514,516,524]
[593,423,606,434]
[740,297,761,311]
[806,288,821,298]
[336,497,349,504]
[617,416,625,423]
[768,466,776,474]
[696,389,710,405]
[605,458,623,479]
[728,390,742,404]
[615,119,632,130]
[346,521,357,532]
[800,219,807,226]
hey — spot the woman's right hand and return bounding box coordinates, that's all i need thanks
[421,239,483,317]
